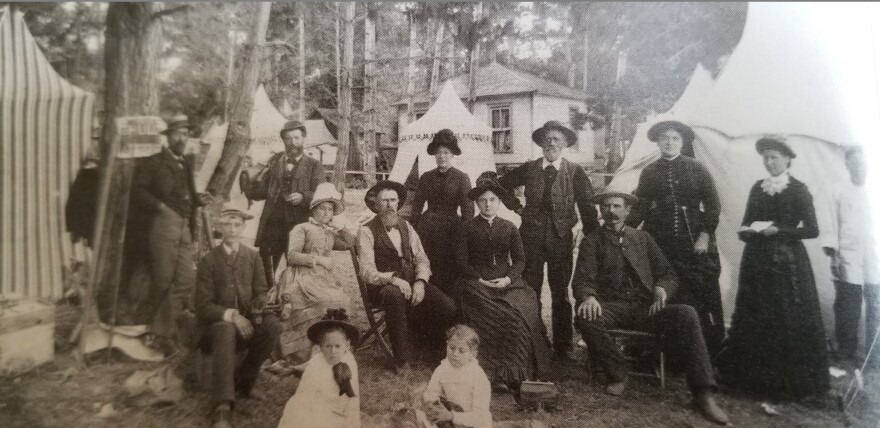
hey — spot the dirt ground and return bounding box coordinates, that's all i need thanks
[1,192,878,427]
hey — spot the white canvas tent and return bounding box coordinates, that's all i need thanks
[0,7,95,299]
[606,2,880,333]
[389,81,519,225]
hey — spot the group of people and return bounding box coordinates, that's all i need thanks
[125,113,878,428]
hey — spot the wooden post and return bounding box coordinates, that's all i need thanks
[429,20,445,99]
[363,3,378,188]
[298,10,306,122]
[335,3,341,103]
[332,2,355,192]
[405,10,417,123]
[467,3,483,113]
[581,29,589,93]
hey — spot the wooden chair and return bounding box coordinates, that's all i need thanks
[605,328,665,389]
[349,247,394,361]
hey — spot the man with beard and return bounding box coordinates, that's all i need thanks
[499,121,598,361]
[356,181,457,368]
[625,121,724,355]
[249,120,325,288]
[130,115,213,355]
[573,192,729,425]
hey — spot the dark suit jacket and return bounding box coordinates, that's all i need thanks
[129,147,202,240]
[250,152,324,247]
[194,244,268,340]
[572,225,678,307]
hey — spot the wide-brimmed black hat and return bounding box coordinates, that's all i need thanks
[160,114,192,135]
[307,309,360,347]
[755,136,796,158]
[427,129,461,155]
[532,120,577,147]
[592,191,640,205]
[280,120,307,137]
[365,180,407,213]
[647,120,695,145]
[468,175,511,201]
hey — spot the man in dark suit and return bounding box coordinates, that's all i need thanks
[130,115,212,355]
[499,120,599,360]
[572,192,728,425]
[195,209,281,428]
[248,120,325,287]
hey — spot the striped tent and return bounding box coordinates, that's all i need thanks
[0,7,95,299]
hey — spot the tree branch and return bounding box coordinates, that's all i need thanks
[152,5,191,21]
[263,40,297,54]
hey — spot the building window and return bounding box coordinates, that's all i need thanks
[490,106,512,154]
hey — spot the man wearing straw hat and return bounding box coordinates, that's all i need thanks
[248,120,325,289]
[572,191,728,425]
[194,209,281,428]
[130,114,213,356]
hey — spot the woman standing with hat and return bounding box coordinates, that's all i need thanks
[718,137,829,400]
[456,176,551,394]
[410,129,474,300]
[274,182,356,366]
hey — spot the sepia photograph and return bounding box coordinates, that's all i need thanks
[1,2,879,427]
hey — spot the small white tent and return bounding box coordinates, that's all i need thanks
[389,81,519,224]
[606,2,880,334]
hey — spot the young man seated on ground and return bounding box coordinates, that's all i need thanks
[571,192,729,425]
[194,209,282,428]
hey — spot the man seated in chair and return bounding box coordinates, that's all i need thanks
[356,180,457,369]
[572,192,729,425]
[194,209,282,428]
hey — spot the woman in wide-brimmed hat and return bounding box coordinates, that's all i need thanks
[456,174,552,393]
[718,136,829,400]
[410,129,474,299]
[273,181,357,369]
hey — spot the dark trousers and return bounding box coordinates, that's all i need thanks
[370,281,457,364]
[522,212,573,353]
[258,244,286,289]
[200,315,282,408]
[575,302,716,392]
[834,280,880,361]
[147,210,195,341]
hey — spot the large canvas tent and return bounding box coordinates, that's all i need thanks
[389,81,519,224]
[0,7,95,299]
[607,2,880,332]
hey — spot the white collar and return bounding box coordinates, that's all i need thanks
[480,214,496,224]
[661,154,680,162]
[761,171,790,196]
[222,242,240,254]
[542,157,562,170]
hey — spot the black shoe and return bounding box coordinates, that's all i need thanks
[553,349,579,363]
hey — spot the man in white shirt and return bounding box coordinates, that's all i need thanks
[357,181,457,368]
[823,147,879,366]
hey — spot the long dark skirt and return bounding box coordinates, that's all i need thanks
[461,277,551,386]
[416,212,463,298]
[718,239,830,399]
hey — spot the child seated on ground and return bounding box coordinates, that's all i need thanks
[277,309,360,428]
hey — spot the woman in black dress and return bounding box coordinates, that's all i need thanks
[456,176,551,393]
[411,129,474,300]
[718,137,829,399]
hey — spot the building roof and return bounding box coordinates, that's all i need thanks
[394,62,590,106]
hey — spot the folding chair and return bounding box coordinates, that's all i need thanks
[349,247,394,361]
[605,328,665,389]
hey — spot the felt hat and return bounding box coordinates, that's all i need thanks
[591,191,640,206]
[280,120,307,136]
[755,136,796,158]
[467,174,511,201]
[647,120,695,146]
[219,208,254,221]
[160,115,191,135]
[426,129,461,155]
[365,180,407,214]
[310,182,345,213]
[531,120,577,147]
[307,309,360,347]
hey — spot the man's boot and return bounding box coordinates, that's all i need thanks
[695,391,729,425]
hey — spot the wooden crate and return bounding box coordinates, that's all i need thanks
[0,300,55,374]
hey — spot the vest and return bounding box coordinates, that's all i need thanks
[522,158,577,235]
[366,216,417,283]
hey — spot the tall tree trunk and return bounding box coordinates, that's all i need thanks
[298,10,306,122]
[206,2,272,199]
[332,2,356,191]
[335,3,341,101]
[363,3,377,188]
[405,10,417,123]
[467,3,482,113]
[87,2,162,360]
[429,20,445,99]
[581,29,589,92]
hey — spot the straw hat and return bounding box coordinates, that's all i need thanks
[160,114,191,135]
[310,182,345,213]
[219,209,254,221]
[592,191,640,206]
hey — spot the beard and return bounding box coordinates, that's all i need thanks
[379,208,399,226]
